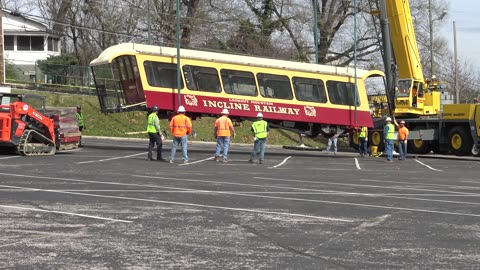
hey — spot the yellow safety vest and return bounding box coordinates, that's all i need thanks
[252,120,268,139]
[359,127,367,138]
[147,113,159,133]
[385,123,395,140]
[76,112,85,127]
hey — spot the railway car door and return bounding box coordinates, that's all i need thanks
[113,56,145,105]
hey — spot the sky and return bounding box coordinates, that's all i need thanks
[443,0,480,70]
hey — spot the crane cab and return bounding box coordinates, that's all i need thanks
[394,79,442,117]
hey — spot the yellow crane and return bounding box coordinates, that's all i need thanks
[363,0,480,156]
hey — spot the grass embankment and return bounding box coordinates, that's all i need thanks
[13,90,352,148]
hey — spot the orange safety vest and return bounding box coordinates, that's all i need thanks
[215,115,233,137]
[169,114,192,137]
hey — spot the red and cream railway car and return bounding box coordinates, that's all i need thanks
[90,43,383,137]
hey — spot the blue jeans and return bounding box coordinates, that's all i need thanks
[359,137,368,155]
[326,137,338,153]
[215,136,230,160]
[398,140,407,159]
[385,139,394,161]
[251,138,267,161]
[170,135,188,161]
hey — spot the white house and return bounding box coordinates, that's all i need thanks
[3,9,61,80]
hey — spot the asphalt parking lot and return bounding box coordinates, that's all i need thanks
[1,137,479,269]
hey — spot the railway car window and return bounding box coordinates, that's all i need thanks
[220,69,257,96]
[124,58,133,80]
[183,65,221,93]
[326,81,360,106]
[144,61,184,89]
[292,77,327,103]
[114,59,126,80]
[130,56,139,77]
[257,73,293,100]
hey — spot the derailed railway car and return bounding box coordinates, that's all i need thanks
[90,43,383,137]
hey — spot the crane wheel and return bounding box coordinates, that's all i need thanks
[448,126,473,156]
[370,131,384,151]
[349,133,359,150]
[408,139,431,154]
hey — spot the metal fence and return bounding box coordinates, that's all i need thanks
[6,62,96,95]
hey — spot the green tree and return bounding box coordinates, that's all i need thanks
[37,54,79,85]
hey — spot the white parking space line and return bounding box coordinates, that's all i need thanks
[355,158,361,170]
[1,188,479,197]
[76,152,147,164]
[269,156,292,168]
[360,179,480,190]
[255,177,477,196]
[415,159,443,172]
[178,156,214,166]
[2,172,479,218]
[0,204,132,223]
[0,156,20,160]
[1,184,353,223]
[131,176,480,207]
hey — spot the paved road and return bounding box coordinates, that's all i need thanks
[0,138,479,269]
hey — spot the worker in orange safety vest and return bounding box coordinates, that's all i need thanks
[168,106,192,163]
[214,108,235,162]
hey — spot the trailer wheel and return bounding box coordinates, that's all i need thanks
[448,126,473,156]
[370,131,384,150]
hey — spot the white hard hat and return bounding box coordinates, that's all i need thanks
[385,117,392,122]
[177,105,186,113]
[400,120,405,124]
[221,108,229,115]
[256,112,263,118]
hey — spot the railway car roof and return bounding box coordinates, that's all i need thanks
[90,43,383,79]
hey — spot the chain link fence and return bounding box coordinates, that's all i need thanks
[6,62,96,95]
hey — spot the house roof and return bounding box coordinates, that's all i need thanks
[1,8,60,37]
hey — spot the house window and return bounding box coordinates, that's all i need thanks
[48,37,59,52]
[17,36,44,51]
[31,36,44,51]
[4,36,14,51]
[18,36,30,51]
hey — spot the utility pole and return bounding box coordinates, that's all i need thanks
[313,0,318,64]
[429,0,433,78]
[147,0,151,44]
[176,0,181,107]
[0,0,5,84]
[453,21,459,104]
[429,0,447,79]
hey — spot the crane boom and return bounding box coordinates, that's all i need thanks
[386,0,424,81]
[378,0,442,117]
